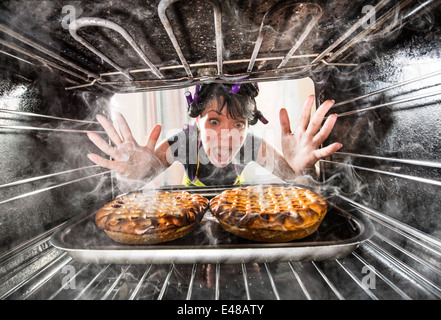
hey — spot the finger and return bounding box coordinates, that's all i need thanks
[87,132,116,157]
[145,124,162,151]
[307,99,335,135]
[87,153,129,176]
[312,113,338,146]
[87,153,117,170]
[312,142,343,160]
[299,95,315,131]
[96,114,123,146]
[115,112,136,143]
[279,108,292,135]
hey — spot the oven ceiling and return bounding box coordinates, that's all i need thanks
[0,0,435,93]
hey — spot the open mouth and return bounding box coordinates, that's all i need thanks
[212,146,232,163]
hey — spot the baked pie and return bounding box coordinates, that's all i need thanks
[209,185,328,242]
[95,191,209,244]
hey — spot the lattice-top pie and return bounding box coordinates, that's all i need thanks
[209,185,328,242]
[95,191,209,244]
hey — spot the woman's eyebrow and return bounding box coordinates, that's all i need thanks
[206,109,246,122]
[206,110,222,115]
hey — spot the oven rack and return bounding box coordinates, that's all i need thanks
[0,195,440,300]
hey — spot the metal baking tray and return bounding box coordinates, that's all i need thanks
[51,185,374,264]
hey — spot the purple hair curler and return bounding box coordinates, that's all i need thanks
[185,85,201,110]
[184,91,193,110]
[259,115,269,124]
[194,84,200,103]
[230,84,241,94]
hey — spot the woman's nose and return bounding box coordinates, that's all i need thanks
[218,128,232,143]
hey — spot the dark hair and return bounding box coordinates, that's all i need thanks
[188,82,263,125]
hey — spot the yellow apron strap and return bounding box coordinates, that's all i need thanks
[182,172,206,187]
[182,172,245,187]
[233,173,245,185]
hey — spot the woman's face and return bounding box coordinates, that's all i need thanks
[196,98,248,167]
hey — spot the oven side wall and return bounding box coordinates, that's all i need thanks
[315,12,441,240]
[0,55,113,254]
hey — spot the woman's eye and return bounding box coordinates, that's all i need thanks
[235,122,245,129]
[209,119,218,125]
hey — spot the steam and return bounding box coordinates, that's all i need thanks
[195,212,222,246]
[28,90,116,214]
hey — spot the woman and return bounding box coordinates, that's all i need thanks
[86,83,342,188]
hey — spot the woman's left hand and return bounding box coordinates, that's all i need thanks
[279,95,342,175]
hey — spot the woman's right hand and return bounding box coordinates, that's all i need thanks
[87,112,162,181]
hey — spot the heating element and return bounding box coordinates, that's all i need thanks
[1,0,440,300]
[0,0,412,92]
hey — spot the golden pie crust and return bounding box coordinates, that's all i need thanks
[209,185,328,242]
[95,191,209,244]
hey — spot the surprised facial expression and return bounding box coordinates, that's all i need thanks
[196,99,248,167]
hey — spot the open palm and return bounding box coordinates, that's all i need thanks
[87,112,162,180]
[279,95,342,175]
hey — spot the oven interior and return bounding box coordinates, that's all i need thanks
[0,0,440,300]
